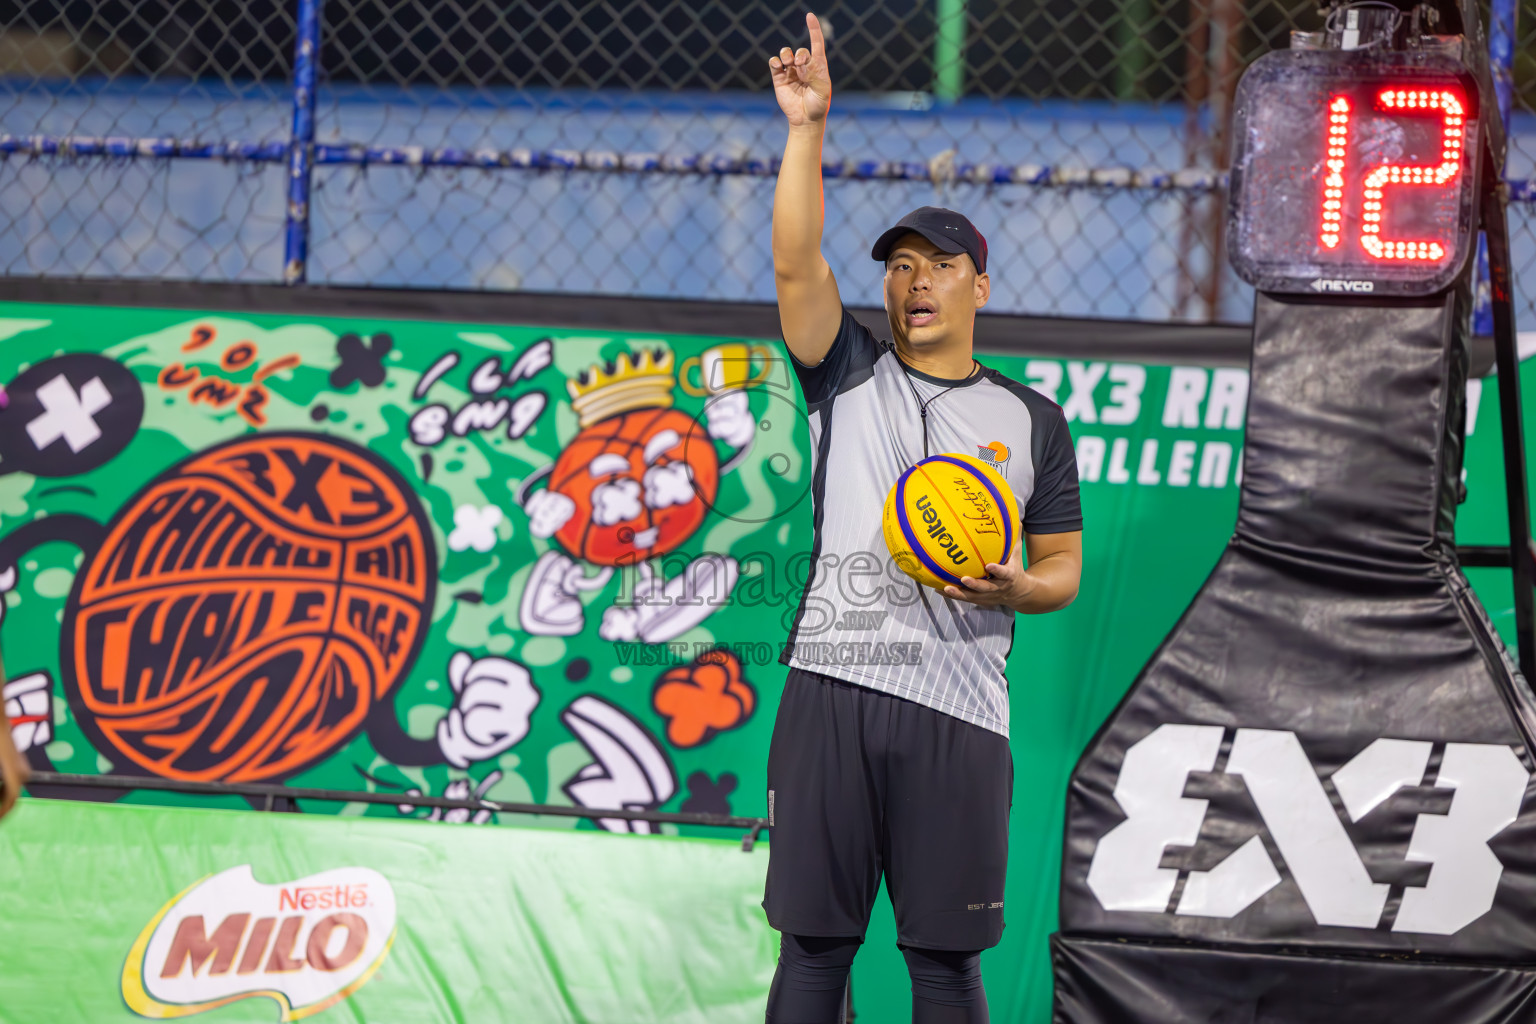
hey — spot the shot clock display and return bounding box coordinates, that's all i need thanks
[1228,50,1481,296]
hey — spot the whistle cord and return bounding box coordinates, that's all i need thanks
[897,354,979,459]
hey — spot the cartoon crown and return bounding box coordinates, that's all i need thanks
[567,347,676,428]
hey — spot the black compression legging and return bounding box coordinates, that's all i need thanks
[764,934,989,1023]
[765,934,857,1023]
[901,945,989,1023]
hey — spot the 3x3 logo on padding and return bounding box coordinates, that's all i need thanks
[1086,725,1529,935]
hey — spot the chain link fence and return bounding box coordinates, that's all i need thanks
[0,0,293,279]
[1500,0,1536,330]
[1,0,1526,324]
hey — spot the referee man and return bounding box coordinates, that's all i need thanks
[763,13,1084,1023]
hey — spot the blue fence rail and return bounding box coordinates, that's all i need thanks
[0,131,1233,189]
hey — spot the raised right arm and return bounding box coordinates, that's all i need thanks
[770,13,842,367]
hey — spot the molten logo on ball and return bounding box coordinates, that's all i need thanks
[62,433,435,782]
[883,453,1017,590]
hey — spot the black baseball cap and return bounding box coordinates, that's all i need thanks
[870,206,988,274]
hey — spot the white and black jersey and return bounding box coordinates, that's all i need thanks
[781,308,1082,738]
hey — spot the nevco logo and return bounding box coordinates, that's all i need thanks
[1087,725,1528,935]
[122,865,397,1020]
[1310,278,1375,293]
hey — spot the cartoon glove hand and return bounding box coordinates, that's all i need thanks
[436,652,541,769]
[704,389,755,450]
[525,489,577,539]
[3,672,51,753]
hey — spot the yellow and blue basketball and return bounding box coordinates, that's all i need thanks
[882,453,1018,590]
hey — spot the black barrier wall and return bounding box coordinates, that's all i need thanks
[1055,288,1536,1021]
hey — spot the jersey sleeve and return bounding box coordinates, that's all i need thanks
[788,308,882,406]
[1024,406,1083,534]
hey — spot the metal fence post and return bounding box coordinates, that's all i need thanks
[1476,0,1516,333]
[285,0,323,285]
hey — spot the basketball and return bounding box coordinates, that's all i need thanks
[883,453,1018,590]
[548,406,720,566]
[62,433,435,783]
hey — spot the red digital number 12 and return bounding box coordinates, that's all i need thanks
[1317,87,1466,262]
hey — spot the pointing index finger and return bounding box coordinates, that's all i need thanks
[806,12,826,59]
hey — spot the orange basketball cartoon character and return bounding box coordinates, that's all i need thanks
[517,346,758,643]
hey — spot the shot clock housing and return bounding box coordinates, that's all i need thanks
[1054,2,1536,1021]
[1227,50,1482,296]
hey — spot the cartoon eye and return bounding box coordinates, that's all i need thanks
[643,462,695,510]
[592,479,643,526]
[642,429,681,466]
[588,453,631,478]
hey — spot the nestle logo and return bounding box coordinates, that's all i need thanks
[278,883,370,912]
[1309,278,1375,293]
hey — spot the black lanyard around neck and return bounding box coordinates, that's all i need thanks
[896,352,979,459]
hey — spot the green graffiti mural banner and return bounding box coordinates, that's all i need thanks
[1,299,1526,1021]
[0,304,823,832]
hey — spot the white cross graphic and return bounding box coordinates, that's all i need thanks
[26,374,111,453]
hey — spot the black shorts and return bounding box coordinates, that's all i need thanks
[762,667,1013,950]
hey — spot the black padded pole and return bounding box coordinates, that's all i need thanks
[1483,153,1536,681]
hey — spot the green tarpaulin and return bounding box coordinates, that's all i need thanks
[0,798,775,1022]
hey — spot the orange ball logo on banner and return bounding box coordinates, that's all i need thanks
[62,433,435,783]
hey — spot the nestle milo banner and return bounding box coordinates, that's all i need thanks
[0,300,1524,1021]
[0,797,772,1021]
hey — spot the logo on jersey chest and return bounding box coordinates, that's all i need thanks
[975,441,1010,472]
